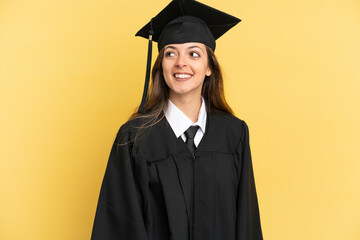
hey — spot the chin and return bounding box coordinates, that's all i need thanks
[172,89,191,95]
[170,86,202,96]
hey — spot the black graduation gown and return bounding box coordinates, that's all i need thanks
[91,113,263,240]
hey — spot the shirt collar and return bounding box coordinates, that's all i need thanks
[164,97,207,138]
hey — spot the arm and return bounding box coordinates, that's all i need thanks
[236,121,263,240]
[91,134,148,240]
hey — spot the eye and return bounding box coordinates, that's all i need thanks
[190,51,200,58]
[165,51,175,57]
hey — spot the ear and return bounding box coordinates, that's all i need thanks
[206,67,212,77]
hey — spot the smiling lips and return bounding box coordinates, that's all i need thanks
[174,73,193,81]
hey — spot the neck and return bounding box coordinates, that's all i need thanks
[169,93,202,123]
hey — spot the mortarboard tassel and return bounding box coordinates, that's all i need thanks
[138,19,154,113]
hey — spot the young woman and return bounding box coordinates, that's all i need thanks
[91,1,263,239]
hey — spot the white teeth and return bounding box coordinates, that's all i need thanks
[175,74,192,79]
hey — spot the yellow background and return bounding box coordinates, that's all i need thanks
[1,0,359,239]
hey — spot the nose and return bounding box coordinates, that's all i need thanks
[175,54,187,68]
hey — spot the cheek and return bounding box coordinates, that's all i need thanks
[162,62,172,77]
[161,67,172,87]
[197,63,211,77]
[162,69,171,83]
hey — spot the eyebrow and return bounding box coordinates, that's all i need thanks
[165,45,204,52]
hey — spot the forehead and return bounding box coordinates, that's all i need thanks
[164,42,206,50]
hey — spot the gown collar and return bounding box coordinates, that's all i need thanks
[164,96,207,138]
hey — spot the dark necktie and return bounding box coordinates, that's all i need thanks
[184,126,199,155]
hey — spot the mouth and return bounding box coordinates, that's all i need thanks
[173,73,193,81]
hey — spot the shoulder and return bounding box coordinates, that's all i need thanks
[208,113,250,143]
[114,117,146,145]
[114,114,167,145]
[210,112,249,131]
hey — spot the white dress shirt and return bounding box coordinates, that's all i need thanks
[164,97,207,147]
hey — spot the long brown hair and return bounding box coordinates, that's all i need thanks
[129,45,234,132]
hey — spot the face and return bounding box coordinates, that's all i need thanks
[162,42,212,99]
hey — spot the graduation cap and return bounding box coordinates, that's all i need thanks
[135,0,241,113]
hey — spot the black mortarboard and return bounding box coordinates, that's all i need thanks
[135,0,241,113]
